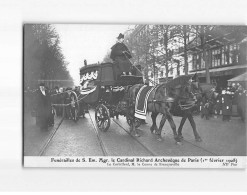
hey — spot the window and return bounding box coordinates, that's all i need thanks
[222,46,226,65]
[160,70,163,77]
[201,52,207,69]
[192,55,197,70]
[170,67,173,75]
[212,48,221,67]
[192,54,202,70]
[196,54,201,70]
[229,43,239,64]
[222,45,229,65]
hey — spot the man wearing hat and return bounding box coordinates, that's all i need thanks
[34,83,50,130]
[64,87,72,119]
[221,88,233,121]
[110,33,132,78]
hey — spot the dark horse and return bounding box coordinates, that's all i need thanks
[127,75,194,144]
[152,81,218,142]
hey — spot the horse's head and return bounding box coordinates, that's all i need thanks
[189,81,203,101]
[182,81,198,101]
[166,81,195,101]
[199,83,218,100]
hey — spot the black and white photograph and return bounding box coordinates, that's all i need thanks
[23,24,247,167]
[2,0,247,192]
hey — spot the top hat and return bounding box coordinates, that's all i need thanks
[117,33,124,39]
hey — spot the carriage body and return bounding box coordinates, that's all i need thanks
[79,62,118,104]
[79,62,143,104]
[79,62,143,131]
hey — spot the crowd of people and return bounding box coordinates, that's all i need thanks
[199,82,247,122]
[24,84,87,130]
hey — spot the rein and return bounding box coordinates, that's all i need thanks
[178,100,196,110]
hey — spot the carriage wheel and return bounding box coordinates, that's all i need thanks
[126,116,141,129]
[95,104,111,132]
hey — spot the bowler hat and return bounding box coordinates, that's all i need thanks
[117,33,124,39]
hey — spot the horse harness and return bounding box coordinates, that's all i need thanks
[150,82,197,111]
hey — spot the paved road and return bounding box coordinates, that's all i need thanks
[23,112,63,156]
[43,111,154,156]
[24,109,246,157]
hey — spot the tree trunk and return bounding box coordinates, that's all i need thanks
[176,61,180,76]
[165,59,169,79]
[200,26,210,84]
[183,25,189,75]
[163,31,169,80]
[152,55,156,84]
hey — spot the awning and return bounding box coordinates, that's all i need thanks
[228,72,247,84]
[190,64,247,77]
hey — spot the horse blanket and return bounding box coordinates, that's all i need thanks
[134,85,155,119]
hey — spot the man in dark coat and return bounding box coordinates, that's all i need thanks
[34,83,50,130]
[110,33,132,78]
[64,87,72,119]
[236,85,246,122]
[213,93,222,117]
[200,96,210,120]
[46,87,54,127]
[222,89,233,121]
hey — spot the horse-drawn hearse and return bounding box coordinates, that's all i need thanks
[76,61,220,143]
[29,58,218,144]
[78,62,143,132]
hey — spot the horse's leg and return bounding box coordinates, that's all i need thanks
[150,112,158,134]
[177,115,187,140]
[156,114,167,141]
[166,114,181,144]
[131,117,140,137]
[187,114,202,142]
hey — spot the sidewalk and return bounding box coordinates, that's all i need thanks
[23,111,63,156]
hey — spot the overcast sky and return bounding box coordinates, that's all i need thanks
[54,24,132,85]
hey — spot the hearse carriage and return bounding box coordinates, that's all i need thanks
[79,62,143,131]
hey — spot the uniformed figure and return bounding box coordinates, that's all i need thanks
[34,83,51,130]
[110,33,132,77]
[200,96,210,120]
[222,89,233,121]
[237,85,246,122]
[64,87,72,119]
[46,88,55,127]
[213,93,222,117]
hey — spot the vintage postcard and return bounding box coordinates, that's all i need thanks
[23,24,247,168]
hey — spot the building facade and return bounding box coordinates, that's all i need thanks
[188,34,247,88]
[126,25,247,87]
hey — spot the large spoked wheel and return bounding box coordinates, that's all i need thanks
[126,116,141,129]
[95,104,111,132]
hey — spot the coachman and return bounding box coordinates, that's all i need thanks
[110,33,132,77]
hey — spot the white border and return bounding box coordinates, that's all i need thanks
[1,0,247,191]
